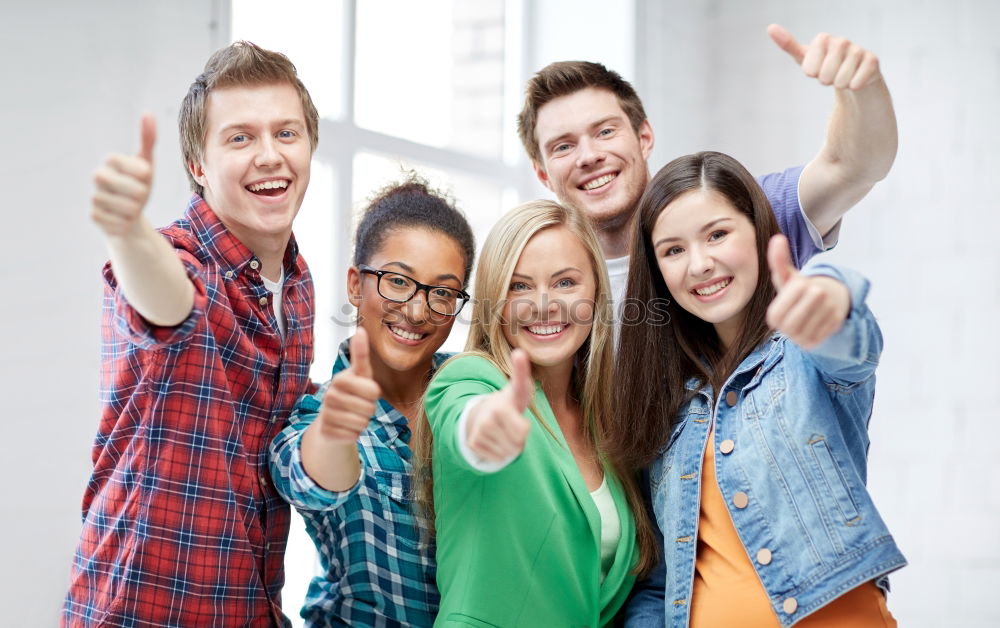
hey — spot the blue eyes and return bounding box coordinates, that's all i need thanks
[229,130,296,144]
[509,278,576,291]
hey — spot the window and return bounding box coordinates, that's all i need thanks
[230,1,635,622]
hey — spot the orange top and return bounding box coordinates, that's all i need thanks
[690,430,896,627]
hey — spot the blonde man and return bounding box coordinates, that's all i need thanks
[65,42,318,627]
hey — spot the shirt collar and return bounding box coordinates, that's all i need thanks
[184,194,302,278]
[332,338,451,428]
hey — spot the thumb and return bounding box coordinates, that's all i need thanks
[767,234,797,290]
[350,327,374,379]
[767,24,806,65]
[506,349,533,414]
[138,113,157,164]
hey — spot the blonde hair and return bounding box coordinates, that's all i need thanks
[413,200,657,576]
[178,41,320,196]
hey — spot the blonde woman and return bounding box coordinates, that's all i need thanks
[415,200,656,627]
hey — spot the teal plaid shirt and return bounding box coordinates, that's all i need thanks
[269,339,448,627]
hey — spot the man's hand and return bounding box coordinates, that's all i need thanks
[466,349,533,463]
[92,114,156,238]
[316,328,382,443]
[766,235,850,350]
[768,24,881,91]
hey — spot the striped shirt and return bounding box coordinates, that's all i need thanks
[64,196,315,627]
[270,340,446,627]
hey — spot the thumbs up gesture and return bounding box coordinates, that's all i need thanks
[91,114,157,237]
[768,24,881,91]
[317,327,382,443]
[466,349,534,463]
[765,235,850,350]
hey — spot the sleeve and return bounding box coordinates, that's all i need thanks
[620,468,666,627]
[102,240,207,350]
[799,263,883,386]
[424,355,515,475]
[268,384,363,512]
[757,166,840,269]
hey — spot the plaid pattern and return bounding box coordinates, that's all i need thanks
[64,196,315,627]
[270,340,447,627]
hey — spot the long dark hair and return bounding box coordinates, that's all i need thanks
[609,151,781,470]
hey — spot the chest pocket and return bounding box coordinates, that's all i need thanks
[373,470,426,551]
[742,353,786,419]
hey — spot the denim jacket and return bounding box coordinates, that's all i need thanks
[624,264,906,627]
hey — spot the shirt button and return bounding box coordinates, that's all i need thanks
[259,475,268,489]
[249,259,260,270]
[259,296,268,306]
[725,390,737,406]
[719,439,735,455]
[732,491,749,509]
[756,548,773,565]
[224,270,234,279]
[782,597,798,614]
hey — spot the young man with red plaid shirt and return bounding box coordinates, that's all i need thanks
[64,42,319,627]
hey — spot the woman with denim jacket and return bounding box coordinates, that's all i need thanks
[613,152,906,627]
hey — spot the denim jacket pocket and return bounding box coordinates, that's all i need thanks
[807,435,861,525]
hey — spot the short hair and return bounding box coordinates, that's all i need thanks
[517,61,647,165]
[178,41,320,196]
[353,173,476,287]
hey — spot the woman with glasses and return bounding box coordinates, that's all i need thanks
[269,175,474,627]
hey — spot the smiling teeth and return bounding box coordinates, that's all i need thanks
[695,279,731,296]
[528,324,565,336]
[248,180,289,192]
[582,174,616,190]
[389,326,423,341]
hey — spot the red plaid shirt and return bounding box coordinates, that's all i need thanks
[65,197,314,627]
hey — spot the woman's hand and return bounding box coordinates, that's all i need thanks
[466,349,533,463]
[766,234,850,349]
[316,328,382,443]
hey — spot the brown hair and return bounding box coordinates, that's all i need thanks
[413,200,658,577]
[178,41,320,195]
[610,151,781,470]
[517,61,647,165]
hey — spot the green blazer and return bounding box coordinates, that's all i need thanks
[424,355,638,628]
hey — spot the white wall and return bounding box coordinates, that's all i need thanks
[0,1,221,623]
[636,1,1000,626]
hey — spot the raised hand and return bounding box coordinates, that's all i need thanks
[92,114,157,237]
[466,349,533,463]
[765,234,850,349]
[768,24,881,91]
[316,327,382,443]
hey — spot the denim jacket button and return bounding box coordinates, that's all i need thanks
[719,439,735,454]
[732,491,749,509]
[782,597,798,614]
[756,548,772,565]
[725,391,738,406]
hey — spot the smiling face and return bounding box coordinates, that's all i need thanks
[651,188,759,349]
[500,225,596,376]
[348,227,466,377]
[190,82,312,253]
[532,87,653,234]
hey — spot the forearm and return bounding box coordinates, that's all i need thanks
[106,217,195,326]
[300,419,363,492]
[801,75,897,233]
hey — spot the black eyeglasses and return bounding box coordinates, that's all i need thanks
[358,265,470,316]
